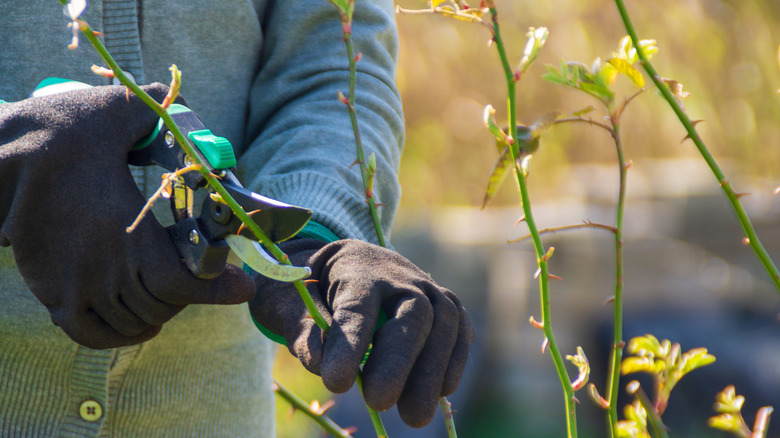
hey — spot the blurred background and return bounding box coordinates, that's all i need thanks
[276,0,780,436]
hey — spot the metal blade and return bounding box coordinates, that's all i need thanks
[225,235,311,282]
[222,178,312,243]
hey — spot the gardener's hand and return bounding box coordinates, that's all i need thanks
[249,238,474,428]
[0,84,255,349]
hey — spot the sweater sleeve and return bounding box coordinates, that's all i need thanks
[237,0,404,244]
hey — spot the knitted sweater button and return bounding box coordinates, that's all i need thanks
[79,400,103,422]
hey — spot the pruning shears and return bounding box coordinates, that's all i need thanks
[34,78,313,282]
[128,102,313,282]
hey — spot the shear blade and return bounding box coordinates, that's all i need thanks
[225,235,311,282]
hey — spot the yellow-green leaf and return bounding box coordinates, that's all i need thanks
[678,348,716,376]
[707,414,741,432]
[598,61,619,88]
[327,0,354,20]
[571,105,596,117]
[481,145,514,209]
[608,58,644,88]
[621,356,658,375]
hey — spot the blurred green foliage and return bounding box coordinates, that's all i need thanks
[395,0,780,208]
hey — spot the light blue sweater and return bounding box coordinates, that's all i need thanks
[0,1,403,436]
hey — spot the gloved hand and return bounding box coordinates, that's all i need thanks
[250,238,474,428]
[0,84,255,349]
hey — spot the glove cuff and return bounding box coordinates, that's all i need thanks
[246,221,339,346]
[295,220,341,243]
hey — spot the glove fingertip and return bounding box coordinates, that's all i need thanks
[397,397,439,429]
[288,322,326,377]
[321,360,359,394]
[321,339,364,394]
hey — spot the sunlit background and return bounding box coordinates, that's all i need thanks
[276,1,780,436]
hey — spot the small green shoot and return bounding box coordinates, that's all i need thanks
[708,385,774,438]
[566,346,590,392]
[621,334,716,415]
[542,36,657,109]
[616,400,650,438]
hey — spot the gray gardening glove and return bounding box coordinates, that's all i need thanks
[0,84,255,349]
[249,238,474,428]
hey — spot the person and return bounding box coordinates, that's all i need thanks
[0,1,474,437]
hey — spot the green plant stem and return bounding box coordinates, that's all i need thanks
[354,374,388,438]
[439,397,458,438]
[605,119,626,437]
[342,16,460,436]
[343,32,386,248]
[343,21,457,437]
[339,27,390,438]
[273,380,352,438]
[613,0,780,293]
[490,8,578,438]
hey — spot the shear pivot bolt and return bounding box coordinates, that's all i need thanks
[188,230,200,246]
[164,130,175,147]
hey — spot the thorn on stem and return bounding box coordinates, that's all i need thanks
[90,65,114,78]
[604,296,615,305]
[735,192,751,199]
[742,237,751,245]
[529,315,545,329]
[548,273,563,281]
[354,52,363,63]
[513,216,526,227]
[310,399,336,416]
[541,337,549,354]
